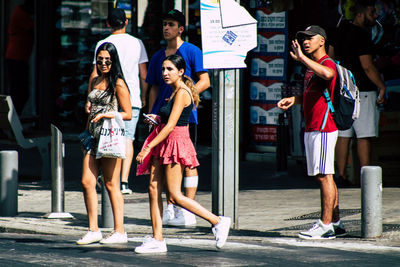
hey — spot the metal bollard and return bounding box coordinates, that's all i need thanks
[276,112,288,172]
[0,151,18,216]
[44,125,73,219]
[101,178,113,228]
[361,166,382,238]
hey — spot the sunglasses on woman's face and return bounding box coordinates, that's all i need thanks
[96,59,112,66]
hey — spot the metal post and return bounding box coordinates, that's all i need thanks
[361,166,382,238]
[101,179,113,228]
[212,69,240,229]
[0,0,5,95]
[0,151,18,216]
[45,125,73,219]
[276,113,288,172]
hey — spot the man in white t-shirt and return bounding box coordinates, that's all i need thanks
[88,8,148,194]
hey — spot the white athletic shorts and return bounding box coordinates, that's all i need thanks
[339,91,379,138]
[304,131,338,176]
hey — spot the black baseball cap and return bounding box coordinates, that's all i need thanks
[163,9,186,26]
[107,8,126,28]
[296,25,327,40]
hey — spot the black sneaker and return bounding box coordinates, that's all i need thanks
[333,221,347,237]
[96,175,103,193]
[336,176,352,188]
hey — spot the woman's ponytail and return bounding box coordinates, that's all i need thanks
[183,75,200,107]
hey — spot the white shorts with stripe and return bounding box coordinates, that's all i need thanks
[304,131,338,176]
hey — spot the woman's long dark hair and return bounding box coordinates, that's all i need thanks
[163,54,200,106]
[95,42,127,98]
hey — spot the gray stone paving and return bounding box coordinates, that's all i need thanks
[1,141,400,249]
[0,183,399,249]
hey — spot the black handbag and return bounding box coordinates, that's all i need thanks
[78,130,94,151]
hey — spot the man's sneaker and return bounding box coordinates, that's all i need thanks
[121,182,132,194]
[162,204,175,225]
[100,230,128,244]
[135,236,167,254]
[96,175,103,193]
[212,216,231,249]
[299,220,336,240]
[333,220,347,237]
[76,230,102,245]
[336,175,352,188]
[168,208,196,226]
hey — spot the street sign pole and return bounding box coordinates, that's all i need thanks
[212,69,240,229]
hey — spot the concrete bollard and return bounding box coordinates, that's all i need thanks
[0,150,18,216]
[361,166,382,238]
[101,178,113,228]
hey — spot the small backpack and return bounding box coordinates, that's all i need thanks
[320,58,360,131]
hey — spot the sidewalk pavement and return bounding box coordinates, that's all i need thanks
[1,140,400,249]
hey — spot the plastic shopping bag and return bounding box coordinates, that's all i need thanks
[96,112,126,159]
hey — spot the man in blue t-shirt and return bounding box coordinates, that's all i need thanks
[147,9,210,227]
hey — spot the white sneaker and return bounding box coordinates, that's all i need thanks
[299,220,336,240]
[212,216,231,249]
[100,230,128,244]
[76,230,102,245]
[135,236,167,254]
[162,204,175,225]
[168,208,196,226]
[121,183,132,194]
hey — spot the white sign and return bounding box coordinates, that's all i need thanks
[250,81,283,101]
[201,0,257,69]
[256,10,287,29]
[254,33,287,54]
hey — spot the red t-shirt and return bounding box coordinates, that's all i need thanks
[303,55,338,133]
[5,5,34,61]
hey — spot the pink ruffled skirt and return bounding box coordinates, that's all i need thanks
[152,125,199,168]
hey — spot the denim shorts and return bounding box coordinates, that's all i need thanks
[125,107,140,140]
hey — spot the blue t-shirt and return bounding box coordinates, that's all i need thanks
[146,42,207,124]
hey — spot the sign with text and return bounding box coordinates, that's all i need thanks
[256,9,287,30]
[253,32,287,54]
[250,56,286,80]
[201,0,257,69]
[250,80,283,101]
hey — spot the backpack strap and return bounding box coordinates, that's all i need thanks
[320,57,335,65]
[321,89,335,131]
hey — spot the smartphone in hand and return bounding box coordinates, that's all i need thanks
[143,113,158,125]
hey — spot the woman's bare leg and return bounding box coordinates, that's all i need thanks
[148,158,165,241]
[81,153,100,231]
[165,163,219,226]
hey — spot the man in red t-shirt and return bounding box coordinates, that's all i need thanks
[278,25,346,239]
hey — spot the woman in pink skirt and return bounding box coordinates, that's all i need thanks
[135,54,231,254]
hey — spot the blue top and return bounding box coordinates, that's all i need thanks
[146,42,207,124]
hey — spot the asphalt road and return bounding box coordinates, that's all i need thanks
[1,233,400,266]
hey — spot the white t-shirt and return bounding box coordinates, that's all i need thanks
[93,33,148,108]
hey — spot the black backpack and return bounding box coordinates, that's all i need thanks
[320,58,360,131]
